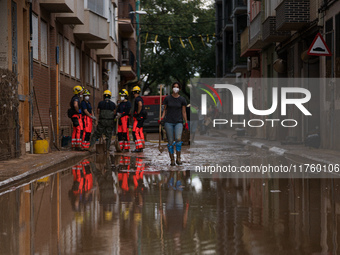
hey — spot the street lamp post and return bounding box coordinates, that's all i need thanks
[130,9,147,81]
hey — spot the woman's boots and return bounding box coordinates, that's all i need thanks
[176,151,182,165]
[168,142,183,166]
[167,144,176,166]
[169,152,175,166]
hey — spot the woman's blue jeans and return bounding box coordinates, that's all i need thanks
[164,122,183,153]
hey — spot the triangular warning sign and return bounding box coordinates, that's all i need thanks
[307,33,332,56]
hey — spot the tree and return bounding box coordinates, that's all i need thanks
[140,0,215,98]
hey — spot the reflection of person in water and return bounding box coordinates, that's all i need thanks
[69,159,94,212]
[91,156,118,222]
[160,171,189,253]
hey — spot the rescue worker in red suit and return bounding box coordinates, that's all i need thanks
[70,85,84,150]
[131,86,146,153]
[116,89,131,152]
[81,89,96,149]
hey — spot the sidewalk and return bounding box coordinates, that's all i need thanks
[214,129,340,165]
[0,149,91,191]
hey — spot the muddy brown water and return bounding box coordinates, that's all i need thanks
[0,151,340,254]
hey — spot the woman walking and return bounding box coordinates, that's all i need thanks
[161,82,188,166]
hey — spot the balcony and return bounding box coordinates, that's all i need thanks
[96,38,118,60]
[74,10,109,41]
[262,16,290,43]
[120,50,136,79]
[232,41,247,73]
[249,13,264,49]
[223,21,233,32]
[233,0,247,14]
[118,18,135,38]
[39,0,74,12]
[85,39,109,49]
[55,0,84,25]
[240,27,259,57]
[276,0,310,31]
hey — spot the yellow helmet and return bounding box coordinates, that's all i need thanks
[119,89,129,97]
[132,86,141,93]
[103,90,112,96]
[73,85,83,94]
[83,89,91,96]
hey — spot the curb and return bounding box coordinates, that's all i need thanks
[235,137,337,165]
[0,151,92,193]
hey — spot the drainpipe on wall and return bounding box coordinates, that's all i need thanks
[29,0,34,154]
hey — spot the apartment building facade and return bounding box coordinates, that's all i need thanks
[0,0,138,160]
[217,0,340,150]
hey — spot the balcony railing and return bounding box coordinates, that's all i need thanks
[55,0,84,24]
[276,0,310,31]
[249,12,263,49]
[121,50,135,67]
[262,16,290,43]
[120,50,136,78]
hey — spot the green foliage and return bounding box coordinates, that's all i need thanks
[140,0,215,96]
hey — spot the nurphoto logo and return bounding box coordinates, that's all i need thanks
[200,83,312,128]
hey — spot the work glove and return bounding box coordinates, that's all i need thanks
[117,113,122,118]
[158,118,165,126]
[184,123,189,130]
[91,116,97,121]
[78,109,82,114]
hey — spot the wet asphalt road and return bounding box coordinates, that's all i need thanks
[1,134,340,254]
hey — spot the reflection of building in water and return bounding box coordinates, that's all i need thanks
[214,177,327,254]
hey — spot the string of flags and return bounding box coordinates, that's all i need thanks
[142,32,216,50]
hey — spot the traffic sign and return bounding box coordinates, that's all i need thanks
[307,33,332,56]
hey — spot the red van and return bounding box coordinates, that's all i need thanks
[141,95,166,132]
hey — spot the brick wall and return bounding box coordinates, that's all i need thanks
[276,0,310,31]
[262,16,290,42]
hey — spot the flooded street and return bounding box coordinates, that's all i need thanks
[1,136,340,254]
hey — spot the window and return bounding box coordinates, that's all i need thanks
[70,44,75,77]
[88,0,105,17]
[97,63,100,88]
[90,58,93,85]
[41,20,48,64]
[32,14,38,60]
[93,61,99,88]
[58,34,63,72]
[109,4,117,41]
[64,38,69,74]
[76,48,80,79]
[85,55,89,83]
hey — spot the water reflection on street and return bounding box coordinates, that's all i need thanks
[1,154,340,254]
